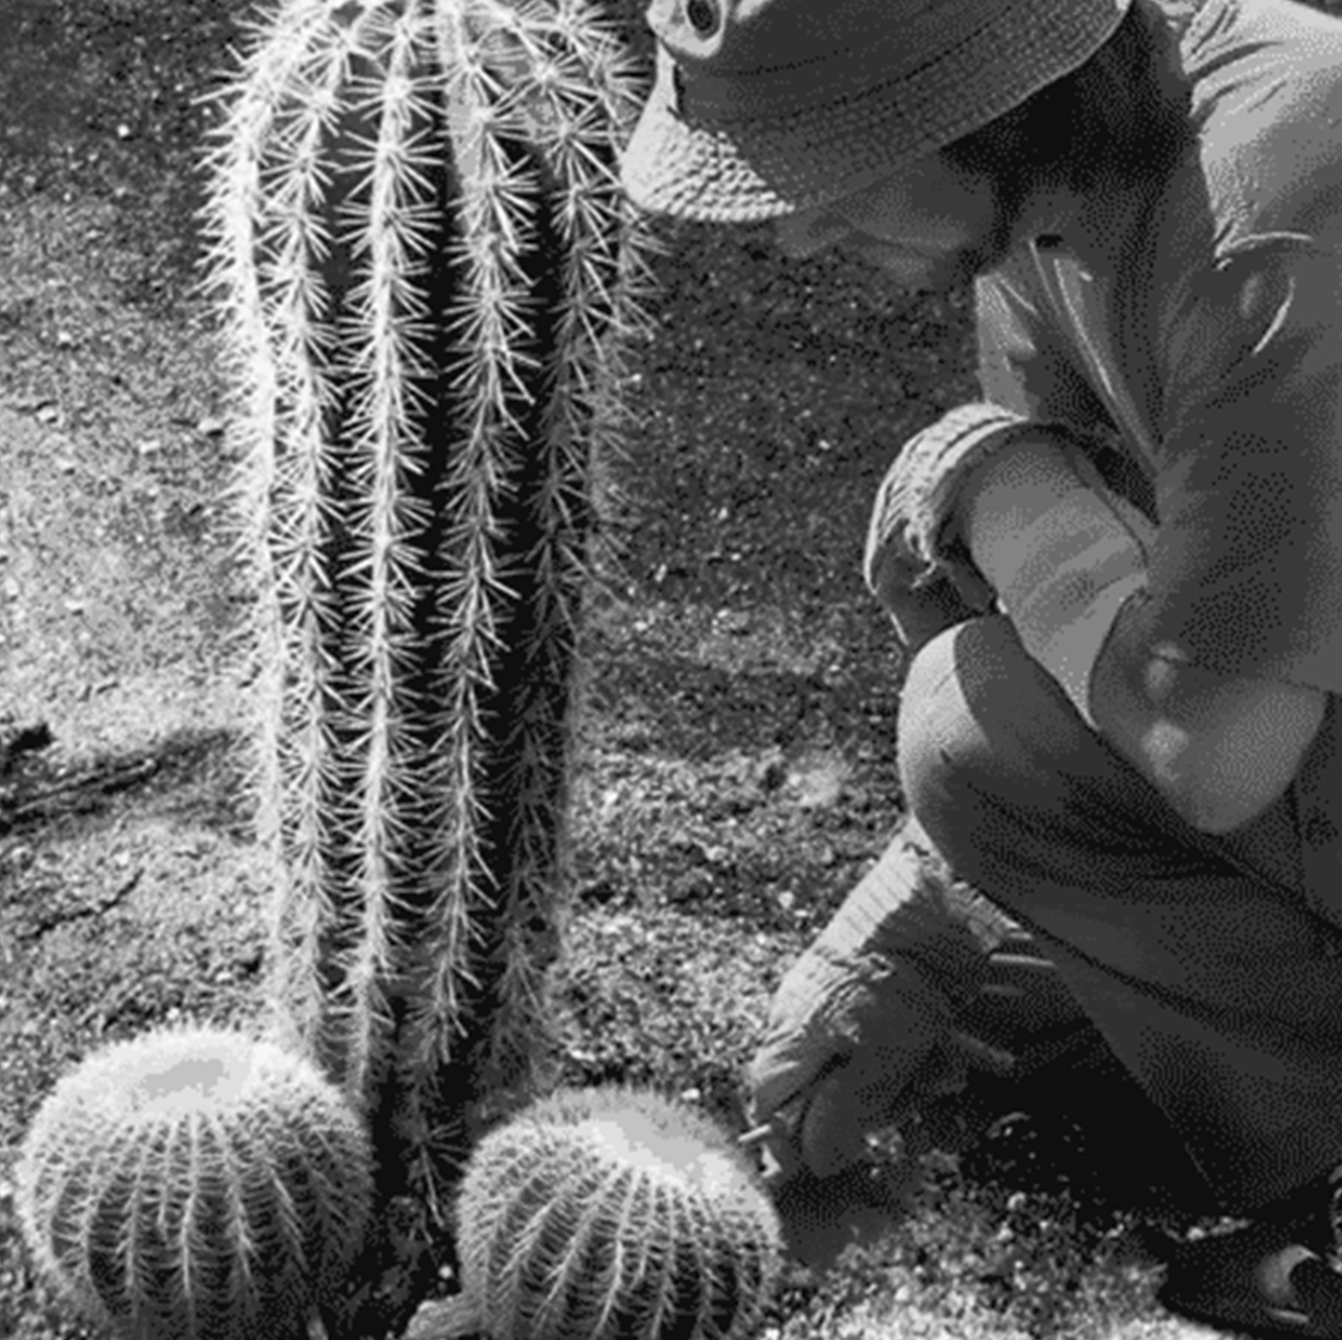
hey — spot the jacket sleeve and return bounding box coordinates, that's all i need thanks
[1145,239,1342,698]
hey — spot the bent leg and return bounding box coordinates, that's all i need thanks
[898,614,1342,1211]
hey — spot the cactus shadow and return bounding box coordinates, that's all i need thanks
[1,726,246,839]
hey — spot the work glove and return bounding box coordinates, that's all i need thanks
[746,818,1017,1183]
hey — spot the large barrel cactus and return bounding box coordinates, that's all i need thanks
[206,0,651,1313]
[454,1086,783,1340]
[14,1026,373,1340]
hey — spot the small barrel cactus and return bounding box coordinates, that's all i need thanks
[454,1086,783,1340]
[14,1025,374,1340]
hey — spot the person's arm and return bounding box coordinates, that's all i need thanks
[962,436,1328,835]
[1087,595,1327,834]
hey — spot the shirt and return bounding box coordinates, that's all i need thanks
[977,0,1342,699]
[975,0,1342,911]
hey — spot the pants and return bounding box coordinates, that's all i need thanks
[898,614,1342,1212]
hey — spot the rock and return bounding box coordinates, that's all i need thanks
[0,719,54,775]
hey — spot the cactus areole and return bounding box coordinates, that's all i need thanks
[208,0,650,1328]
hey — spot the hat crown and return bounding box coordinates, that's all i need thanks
[652,0,890,75]
[652,0,1099,113]
[625,0,1134,221]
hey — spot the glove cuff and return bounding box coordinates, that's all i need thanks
[864,403,1032,598]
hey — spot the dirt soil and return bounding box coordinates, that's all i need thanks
[0,1,1299,1338]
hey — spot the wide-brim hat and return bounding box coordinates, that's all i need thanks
[622,0,1133,223]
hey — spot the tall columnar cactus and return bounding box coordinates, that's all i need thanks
[205,0,652,1271]
[14,1026,373,1340]
[453,1086,784,1340]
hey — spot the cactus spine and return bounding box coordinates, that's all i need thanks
[206,0,651,1268]
[455,1086,783,1340]
[14,1026,373,1340]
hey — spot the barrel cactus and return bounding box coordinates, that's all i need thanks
[204,0,653,1286]
[453,1086,783,1340]
[14,1025,373,1340]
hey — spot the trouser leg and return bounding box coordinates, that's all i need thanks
[897,614,1342,1211]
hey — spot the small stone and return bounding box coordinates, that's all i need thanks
[755,753,787,793]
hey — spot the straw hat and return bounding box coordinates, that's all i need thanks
[621,0,1133,223]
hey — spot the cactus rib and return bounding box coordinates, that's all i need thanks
[204,0,654,1283]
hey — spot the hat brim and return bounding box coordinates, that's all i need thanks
[620,1,1133,225]
[621,48,807,223]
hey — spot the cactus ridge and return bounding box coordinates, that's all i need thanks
[15,1025,373,1340]
[204,0,655,1229]
[455,1086,783,1340]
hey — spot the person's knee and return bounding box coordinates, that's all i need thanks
[897,614,1107,871]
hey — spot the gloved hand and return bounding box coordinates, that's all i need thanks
[748,961,966,1186]
[746,824,1010,1186]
